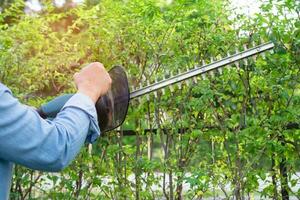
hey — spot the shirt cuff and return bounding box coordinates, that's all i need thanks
[62,93,100,143]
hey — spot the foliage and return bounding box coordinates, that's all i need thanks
[0,0,299,199]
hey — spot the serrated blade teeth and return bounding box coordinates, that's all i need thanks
[235,47,239,54]
[193,77,198,83]
[170,85,174,92]
[131,86,135,92]
[137,97,141,104]
[226,52,232,63]
[252,54,258,60]
[218,67,223,74]
[186,79,192,86]
[146,94,150,101]
[178,82,182,89]
[178,69,182,75]
[225,65,231,70]
[235,61,240,69]
[128,41,274,100]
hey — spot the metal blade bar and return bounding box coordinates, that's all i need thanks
[130,41,274,99]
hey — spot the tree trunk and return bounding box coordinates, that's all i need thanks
[271,155,278,200]
[279,135,289,200]
[279,158,289,200]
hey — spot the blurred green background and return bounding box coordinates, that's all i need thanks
[0,0,299,199]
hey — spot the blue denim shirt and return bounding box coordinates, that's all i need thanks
[0,83,100,199]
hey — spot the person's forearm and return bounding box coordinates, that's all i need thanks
[0,90,99,172]
[37,94,74,119]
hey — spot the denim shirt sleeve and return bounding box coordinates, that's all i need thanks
[61,93,100,143]
[0,84,100,172]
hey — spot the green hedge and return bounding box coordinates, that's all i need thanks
[0,0,299,199]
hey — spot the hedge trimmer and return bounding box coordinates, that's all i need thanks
[37,41,275,133]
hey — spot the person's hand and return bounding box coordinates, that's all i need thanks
[74,62,112,103]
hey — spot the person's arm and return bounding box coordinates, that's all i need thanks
[0,62,111,172]
[0,87,99,172]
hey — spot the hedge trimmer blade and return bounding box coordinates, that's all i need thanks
[129,41,274,99]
